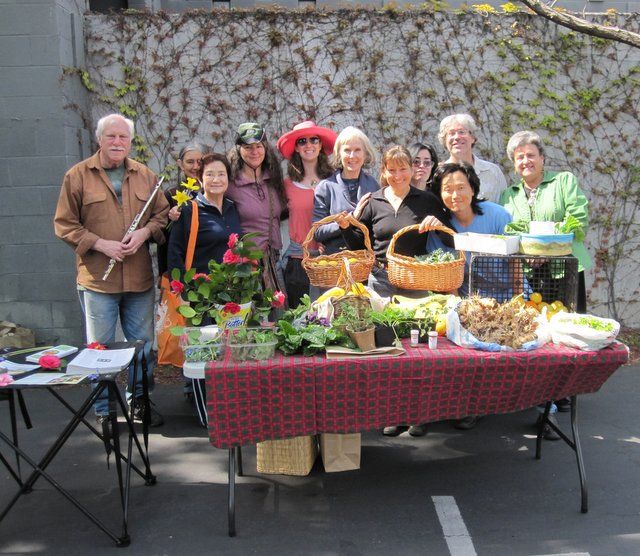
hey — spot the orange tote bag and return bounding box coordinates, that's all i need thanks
[156,201,199,367]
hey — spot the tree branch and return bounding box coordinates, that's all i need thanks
[518,0,640,49]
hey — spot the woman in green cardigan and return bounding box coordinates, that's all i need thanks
[501,130,592,427]
[500,130,590,313]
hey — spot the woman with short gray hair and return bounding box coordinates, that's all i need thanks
[500,130,591,432]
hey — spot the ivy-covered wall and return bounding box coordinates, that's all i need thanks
[77,8,640,324]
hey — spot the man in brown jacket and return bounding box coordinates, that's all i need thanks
[54,113,169,425]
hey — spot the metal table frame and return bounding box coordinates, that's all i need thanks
[0,343,156,547]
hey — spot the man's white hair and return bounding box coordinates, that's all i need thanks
[95,114,135,141]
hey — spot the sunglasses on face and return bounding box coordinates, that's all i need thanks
[412,159,433,168]
[295,136,321,147]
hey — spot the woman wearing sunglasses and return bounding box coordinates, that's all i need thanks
[227,123,287,297]
[409,141,439,191]
[276,121,338,308]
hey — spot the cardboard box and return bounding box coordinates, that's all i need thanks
[454,233,520,255]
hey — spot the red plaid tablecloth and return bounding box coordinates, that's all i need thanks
[206,339,629,448]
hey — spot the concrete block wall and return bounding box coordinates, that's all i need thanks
[0,0,90,345]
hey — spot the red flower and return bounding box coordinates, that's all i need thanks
[222,302,241,315]
[192,273,211,281]
[170,280,185,294]
[271,290,286,308]
[222,249,241,264]
[87,342,107,350]
[39,355,62,370]
[227,233,239,249]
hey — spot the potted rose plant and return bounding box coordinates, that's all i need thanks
[170,233,285,329]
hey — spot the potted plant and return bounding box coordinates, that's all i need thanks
[332,302,376,352]
[369,306,405,347]
[169,233,285,329]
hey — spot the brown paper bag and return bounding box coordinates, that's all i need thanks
[0,321,35,349]
[320,433,361,472]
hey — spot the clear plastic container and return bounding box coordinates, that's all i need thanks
[226,327,278,362]
[179,326,225,363]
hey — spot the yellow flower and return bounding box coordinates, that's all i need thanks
[472,3,497,13]
[181,177,200,191]
[501,2,519,13]
[172,189,191,207]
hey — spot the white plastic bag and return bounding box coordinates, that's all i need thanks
[549,312,620,351]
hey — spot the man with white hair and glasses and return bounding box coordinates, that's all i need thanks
[438,113,507,203]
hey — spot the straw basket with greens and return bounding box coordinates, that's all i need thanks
[387,224,465,291]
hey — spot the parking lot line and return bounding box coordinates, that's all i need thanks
[432,495,478,556]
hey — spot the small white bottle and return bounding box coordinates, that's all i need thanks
[410,329,420,347]
[428,331,438,350]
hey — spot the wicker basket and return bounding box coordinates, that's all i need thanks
[256,436,318,476]
[387,224,465,291]
[302,213,375,287]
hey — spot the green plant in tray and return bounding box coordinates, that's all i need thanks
[227,327,278,361]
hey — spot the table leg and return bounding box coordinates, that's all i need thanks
[236,446,243,477]
[535,401,552,460]
[228,448,236,537]
[570,395,588,513]
[48,386,153,483]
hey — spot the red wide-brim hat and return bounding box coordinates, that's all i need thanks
[276,120,338,160]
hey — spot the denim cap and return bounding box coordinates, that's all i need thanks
[236,122,265,145]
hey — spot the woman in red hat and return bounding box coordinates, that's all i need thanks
[277,121,337,308]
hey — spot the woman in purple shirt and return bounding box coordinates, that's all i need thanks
[227,122,287,297]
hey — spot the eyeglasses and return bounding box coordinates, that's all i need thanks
[412,159,433,168]
[448,129,470,138]
[295,136,320,147]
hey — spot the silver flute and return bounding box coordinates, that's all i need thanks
[102,176,165,281]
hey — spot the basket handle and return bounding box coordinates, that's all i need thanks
[302,213,374,260]
[336,256,357,291]
[387,223,458,258]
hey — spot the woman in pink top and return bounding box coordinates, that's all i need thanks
[277,121,337,308]
[227,122,287,297]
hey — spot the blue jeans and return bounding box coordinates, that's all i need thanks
[78,286,156,415]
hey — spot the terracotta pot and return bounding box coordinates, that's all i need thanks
[348,327,376,352]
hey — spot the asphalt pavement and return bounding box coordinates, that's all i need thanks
[1,363,639,555]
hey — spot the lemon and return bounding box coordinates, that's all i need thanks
[530,292,542,304]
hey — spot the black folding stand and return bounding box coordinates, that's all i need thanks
[536,395,588,513]
[0,344,156,546]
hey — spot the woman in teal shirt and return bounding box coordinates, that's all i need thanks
[500,131,590,313]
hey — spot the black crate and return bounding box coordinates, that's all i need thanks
[468,254,579,310]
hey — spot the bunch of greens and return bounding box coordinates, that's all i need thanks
[275,321,353,356]
[415,249,458,263]
[572,316,615,332]
[504,216,585,242]
[555,215,585,242]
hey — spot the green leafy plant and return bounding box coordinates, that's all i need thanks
[332,303,374,333]
[275,320,353,356]
[227,327,278,361]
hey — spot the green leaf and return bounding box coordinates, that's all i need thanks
[187,291,199,302]
[170,325,185,336]
[170,268,181,281]
[177,306,196,318]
